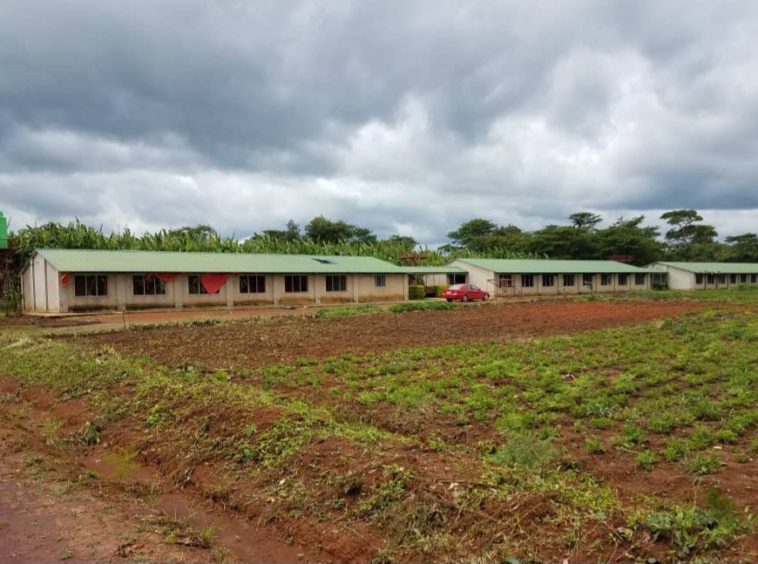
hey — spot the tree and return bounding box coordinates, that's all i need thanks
[446,219,497,250]
[569,212,602,230]
[528,225,597,259]
[261,220,301,242]
[660,209,719,260]
[386,235,417,250]
[595,216,663,265]
[724,233,758,262]
[304,216,376,244]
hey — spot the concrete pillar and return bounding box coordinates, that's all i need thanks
[352,274,359,303]
[226,276,234,308]
[174,276,184,309]
[313,275,320,305]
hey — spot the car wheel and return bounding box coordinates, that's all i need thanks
[462,295,470,303]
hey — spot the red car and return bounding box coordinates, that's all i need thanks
[443,283,489,302]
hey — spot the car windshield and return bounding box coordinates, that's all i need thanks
[469,285,480,290]
[449,284,465,290]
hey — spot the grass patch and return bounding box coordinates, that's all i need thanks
[388,301,456,313]
[315,305,382,318]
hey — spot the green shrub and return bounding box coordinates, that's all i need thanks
[585,437,605,454]
[663,439,689,462]
[315,305,382,318]
[433,285,448,298]
[388,301,455,314]
[409,285,426,300]
[687,453,720,476]
[636,450,657,472]
[641,489,745,556]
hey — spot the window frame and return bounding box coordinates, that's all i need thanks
[284,274,309,293]
[521,274,534,288]
[325,274,347,293]
[618,274,628,286]
[542,274,555,287]
[447,273,466,285]
[74,274,108,297]
[600,274,612,286]
[635,273,646,285]
[239,274,266,294]
[374,274,386,288]
[562,274,575,287]
[188,275,208,295]
[133,274,166,296]
[498,274,513,288]
[582,273,593,287]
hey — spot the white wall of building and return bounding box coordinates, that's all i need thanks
[23,266,410,314]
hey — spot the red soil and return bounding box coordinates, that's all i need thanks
[79,300,707,370]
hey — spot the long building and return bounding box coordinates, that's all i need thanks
[448,258,659,297]
[650,261,758,290]
[22,249,409,314]
[23,249,715,315]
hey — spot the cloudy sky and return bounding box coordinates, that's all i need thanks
[1,0,757,244]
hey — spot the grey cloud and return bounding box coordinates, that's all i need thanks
[0,0,757,242]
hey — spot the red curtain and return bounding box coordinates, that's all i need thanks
[200,274,230,294]
[60,273,70,286]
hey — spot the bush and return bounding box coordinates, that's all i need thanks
[408,285,425,300]
[315,305,381,318]
[433,285,448,298]
[636,450,657,472]
[388,301,456,314]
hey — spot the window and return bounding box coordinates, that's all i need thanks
[563,274,575,287]
[741,274,748,283]
[706,274,715,285]
[188,275,208,295]
[74,275,107,297]
[521,274,534,288]
[730,274,737,284]
[583,273,593,287]
[695,274,704,285]
[751,274,757,284]
[133,275,165,296]
[325,275,347,292]
[240,275,266,294]
[718,274,727,285]
[498,274,513,288]
[447,273,466,285]
[618,274,628,285]
[285,275,308,293]
[542,274,555,287]
[635,274,646,285]
[600,274,612,286]
[374,274,386,288]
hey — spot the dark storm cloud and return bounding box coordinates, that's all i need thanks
[0,0,757,241]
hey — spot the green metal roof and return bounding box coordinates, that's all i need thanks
[400,266,468,274]
[454,258,657,274]
[653,261,758,274]
[35,249,407,274]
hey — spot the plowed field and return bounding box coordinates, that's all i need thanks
[81,300,706,369]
